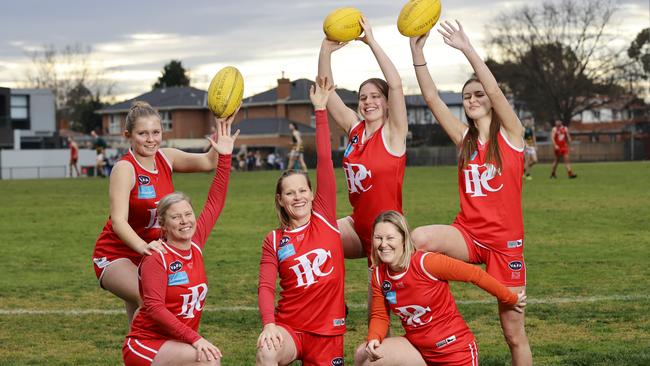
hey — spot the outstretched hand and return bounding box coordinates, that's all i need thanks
[208,106,240,155]
[321,38,348,53]
[410,31,430,53]
[309,76,336,110]
[356,15,376,45]
[438,20,471,52]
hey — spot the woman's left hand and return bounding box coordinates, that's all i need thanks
[309,76,336,110]
[356,15,376,45]
[208,106,241,155]
[438,20,471,52]
[513,290,527,313]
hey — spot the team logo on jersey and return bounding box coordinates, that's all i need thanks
[169,260,183,273]
[385,290,397,304]
[395,305,433,327]
[463,163,503,197]
[138,185,156,199]
[168,271,190,286]
[508,261,523,271]
[331,357,345,366]
[278,244,296,262]
[343,162,372,193]
[435,335,457,348]
[178,283,208,319]
[381,280,392,292]
[507,239,523,249]
[138,175,151,185]
[279,236,290,247]
[289,248,333,288]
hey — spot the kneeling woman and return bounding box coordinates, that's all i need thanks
[355,211,526,366]
[122,116,239,366]
[256,77,346,366]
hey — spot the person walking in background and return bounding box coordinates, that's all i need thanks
[523,118,537,180]
[550,119,578,179]
[256,77,345,366]
[68,136,80,177]
[354,211,526,366]
[123,116,238,366]
[92,101,232,325]
[287,122,308,172]
[409,20,532,365]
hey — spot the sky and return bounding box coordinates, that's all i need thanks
[0,0,648,102]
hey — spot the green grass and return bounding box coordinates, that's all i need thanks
[0,162,649,365]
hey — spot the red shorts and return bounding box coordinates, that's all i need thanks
[278,323,344,366]
[554,147,568,157]
[452,224,526,287]
[417,336,479,366]
[92,242,142,281]
[122,338,167,366]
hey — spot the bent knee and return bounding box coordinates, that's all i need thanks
[256,346,278,364]
[411,227,434,250]
[354,343,368,366]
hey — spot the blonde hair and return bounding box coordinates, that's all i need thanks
[274,169,311,229]
[370,211,415,271]
[125,101,161,133]
[157,192,192,228]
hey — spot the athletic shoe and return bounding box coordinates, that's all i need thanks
[550,174,557,179]
[525,175,533,181]
[569,173,578,179]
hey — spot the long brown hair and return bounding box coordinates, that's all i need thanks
[274,169,312,229]
[458,78,502,170]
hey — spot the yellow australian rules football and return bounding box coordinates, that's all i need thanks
[323,7,363,42]
[207,66,244,118]
[397,0,442,37]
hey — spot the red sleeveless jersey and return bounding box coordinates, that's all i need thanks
[453,130,524,252]
[553,126,569,149]
[342,121,406,254]
[93,149,174,263]
[372,251,472,351]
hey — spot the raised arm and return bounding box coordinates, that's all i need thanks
[410,32,467,146]
[309,77,337,224]
[439,20,523,146]
[192,114,239,247]
[318,39,359,133]
[161,147,217,172]
[358,16,408,152]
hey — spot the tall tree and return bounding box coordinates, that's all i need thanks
[484,0,624,125]
[152,60,190,89]
[621,28,650,95]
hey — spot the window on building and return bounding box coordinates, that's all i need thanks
[11,95,30,129]
[161,111,172,131]
[592,110,601,121]
[108,115,121,134]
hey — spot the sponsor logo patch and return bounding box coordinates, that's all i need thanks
[511,272,521,280]
[138,185,156,199]
[385,290,397,304]
[381,280,392,292]
[435,335,457,348]
[277,244,296,262]
[279,236,290,247]
[93,257,110,269]
[509,261,523,271]
[138,175,151,185]
[470,150,478,161]
[507,239,523,249]
[331,357,344,366]
[167,271,189,286]
[169,260,183,273]
[333,318,346,327]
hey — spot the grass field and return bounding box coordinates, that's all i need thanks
[1,161,649,365]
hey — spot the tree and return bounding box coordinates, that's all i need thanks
[621,28,650,95]
[152,60,190,89]
[484,0,624,125]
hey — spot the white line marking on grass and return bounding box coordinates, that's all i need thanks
[1,294,648,316]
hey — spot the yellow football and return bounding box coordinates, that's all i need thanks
[323,7,363,42]
[207,66,244,118]
[397,0,442,37]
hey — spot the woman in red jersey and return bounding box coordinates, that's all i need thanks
[93,101,229,324]
[256,77,346,366]
[354,211,526,366]
[318,16,408,263]
[122,115,238,366]
[409,21,532,365]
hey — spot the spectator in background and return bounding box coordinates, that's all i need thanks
[255,150,263,170]
[68,136,80,178]
[96,147,106,178]
[237,145,248,171]
[266,152,278,170]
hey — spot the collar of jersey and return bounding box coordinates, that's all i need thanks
[283,219,311,233]
[162,241,193,260]
[129,149,159,174]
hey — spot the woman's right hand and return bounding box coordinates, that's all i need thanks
[365,339,382,361]
[320,38,348,54]
[309,76,336,110]
[410,31,430,54]
[192,337,222,362]
[257,323,284,351]
[139,239,166,256]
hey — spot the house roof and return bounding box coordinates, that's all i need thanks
[243,78,358,106]
[405,92,462,107]
[97,86,207,114]
[236,117,315,136]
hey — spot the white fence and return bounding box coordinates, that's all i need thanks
[0,149,118,180]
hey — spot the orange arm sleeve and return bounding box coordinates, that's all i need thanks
[422,252,518,306]
[366,269,391,342]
